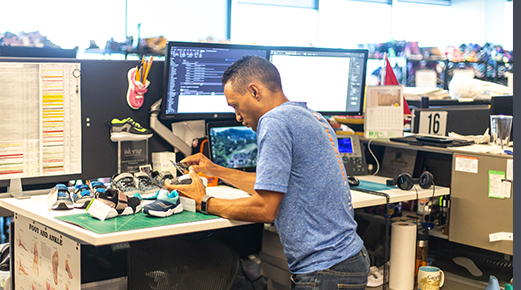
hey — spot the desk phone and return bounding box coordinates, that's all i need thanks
[337,134,368,176]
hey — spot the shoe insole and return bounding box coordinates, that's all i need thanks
[453,257,483,277]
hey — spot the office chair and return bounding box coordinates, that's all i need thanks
[129,234,240,290]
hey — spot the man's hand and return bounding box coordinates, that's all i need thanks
[165,169,207,210]
[180,153,219,177]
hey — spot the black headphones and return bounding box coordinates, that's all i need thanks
[387,171,434,190]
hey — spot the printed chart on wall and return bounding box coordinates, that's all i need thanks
[0,62,82,179]
[14,214,81,290]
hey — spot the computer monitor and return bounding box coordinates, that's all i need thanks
[206,121,257,172]
[268,46,368,116]
[0,59,83,191]
[161,41,269,121]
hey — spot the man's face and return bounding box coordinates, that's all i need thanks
[224,81,261,131]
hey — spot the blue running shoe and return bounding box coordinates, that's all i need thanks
[134,171,161,200]
[111,172,140,197]
[143,189,183,217]
[73,184,93,209]
[90,181,107,197]
[50,184,74,210]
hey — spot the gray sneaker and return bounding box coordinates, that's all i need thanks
[111,172,140,197]
[150,170,174,188]
[134,172,161,200]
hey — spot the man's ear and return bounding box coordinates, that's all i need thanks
[248,83,261,101]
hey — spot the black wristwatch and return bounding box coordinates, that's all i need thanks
[200,195,214,215]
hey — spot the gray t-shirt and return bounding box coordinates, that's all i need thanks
[254,101,363,274]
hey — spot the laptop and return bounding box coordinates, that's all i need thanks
[206,121,258,172]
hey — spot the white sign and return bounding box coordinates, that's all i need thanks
[415,70,437,88]
[418,111,448,136]
[14,214,81,290]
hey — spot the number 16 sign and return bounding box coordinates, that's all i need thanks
[418,111,448,136]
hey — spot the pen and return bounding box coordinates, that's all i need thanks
[504,150,513,155]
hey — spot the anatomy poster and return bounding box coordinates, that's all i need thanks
[14,214,80,290]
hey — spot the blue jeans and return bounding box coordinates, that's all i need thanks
[290,246,370,290]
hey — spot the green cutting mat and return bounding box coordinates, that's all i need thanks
[55,211,220,234]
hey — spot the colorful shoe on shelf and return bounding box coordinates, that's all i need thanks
[73,184,93,209]
[143,189,183,218]
[92,188,142,220]
[111,172,140,197]
[133,172,161,200]
[150,170,174,188]
[110,117,153,142]
[50,184,74,210]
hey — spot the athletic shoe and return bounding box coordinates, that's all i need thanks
[50,184,74,210]
[93,188,142,220]
[126,67,150,110]
[111,172,140,197]
[143,189,183,217]
[150,170,174,188]
[90,181,107,196]
[133,172,161,200]
[110,117,153,142]
[73,184,93,209]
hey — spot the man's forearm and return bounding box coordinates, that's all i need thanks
[210,166,257,194]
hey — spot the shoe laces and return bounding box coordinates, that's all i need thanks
[117,177,137,189]
[124,117,144,129]
[137,176,157,190]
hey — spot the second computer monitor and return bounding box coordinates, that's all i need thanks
[269,46,368,116]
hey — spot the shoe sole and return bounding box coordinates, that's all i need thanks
[144,204,183,218]
[52,202,74,210]
[74,199,92,209]
[110,132,153,142]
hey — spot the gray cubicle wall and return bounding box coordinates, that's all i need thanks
[411,106,491,136]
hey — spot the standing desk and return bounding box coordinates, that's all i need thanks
[0,177,449,289]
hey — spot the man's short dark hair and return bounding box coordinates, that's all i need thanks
[222,55,282,95]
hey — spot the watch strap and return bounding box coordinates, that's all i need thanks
[200,195,214,215]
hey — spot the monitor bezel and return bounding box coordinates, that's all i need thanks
[160,41,270,121]
[206,120,257,173]
[268,45,369,117]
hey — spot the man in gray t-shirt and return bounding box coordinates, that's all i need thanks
[166,55,369,290]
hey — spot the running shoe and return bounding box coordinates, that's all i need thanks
[133,171,161,200]
[73,184,93,209]
[110,117,153,142]
[50,184,74,210]
[111,172,140,197]
[143,189,183,218]
[90,181,107,196]
[92,188,142,220]
[150,170,174,188]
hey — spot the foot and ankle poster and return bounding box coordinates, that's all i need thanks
[14,214,80,290]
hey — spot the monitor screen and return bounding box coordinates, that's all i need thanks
[207,121,257,172]
[269,46,368,116]
[338,137,354,154]
[161,41,269,121]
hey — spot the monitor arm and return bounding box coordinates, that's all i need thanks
[149,99,192,157]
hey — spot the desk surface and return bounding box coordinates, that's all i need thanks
[0,177,449,246]
[361,136,513,158]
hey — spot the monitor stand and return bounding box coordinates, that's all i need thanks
[8,178,29,199]
[149,99,192,157]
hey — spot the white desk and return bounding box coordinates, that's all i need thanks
[0,177,449,247]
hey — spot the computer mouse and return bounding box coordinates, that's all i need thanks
[347,176,359,187]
